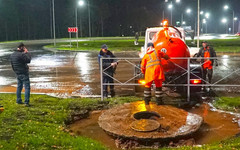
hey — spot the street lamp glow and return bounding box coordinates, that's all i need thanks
[203,19,206,24]
[221,18,227,23]
[186,9,191,14]
[78,0,84,6]
[205,13,210,19]
[224,5,229,10]
[168,4,173,9]
[176,0,180,3]
[200,11,204,15]
[182,21,186,25]
[234,17,238,21]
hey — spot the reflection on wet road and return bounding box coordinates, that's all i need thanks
[0,43,138,97]
[1,42,240,97]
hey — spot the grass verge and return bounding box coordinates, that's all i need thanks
[44,39,144,52]
[0,40,25,44]
[1,94,240,149]
[213,97,240,112]
[0,94,107,149]
[44,37,240,53]
[187,38,240,52]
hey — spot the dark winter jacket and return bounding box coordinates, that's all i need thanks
[10,50,31,75]
[98,50,117,76]
[196,46,217,65]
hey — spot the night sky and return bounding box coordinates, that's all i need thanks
[0,0,239,41]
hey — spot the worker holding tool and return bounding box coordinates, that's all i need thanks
[141,42,170,105]
[196,41,218,92]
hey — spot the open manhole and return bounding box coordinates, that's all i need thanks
[133,111,160,120]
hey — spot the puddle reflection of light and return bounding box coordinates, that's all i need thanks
[31,55,63,67]
[222,55,229,67]
[75,53,90,75]
[0,49,12,57]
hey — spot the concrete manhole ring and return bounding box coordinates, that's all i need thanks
[98,101,203,140]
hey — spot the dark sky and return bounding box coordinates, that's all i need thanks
[0,0,239,41]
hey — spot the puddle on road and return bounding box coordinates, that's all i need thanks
[69,103,240,149]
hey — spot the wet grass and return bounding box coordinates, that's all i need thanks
[44,39,144,52]
[1,93,240,149]
[0,94,106,149]
[44,36,240,53]
[0,40,24,44]
[213,97,240,112]
[187,38,240,53]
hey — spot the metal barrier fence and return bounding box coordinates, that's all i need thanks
[100,56,240,101]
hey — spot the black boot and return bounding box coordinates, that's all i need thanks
[110,90,115,97]
[144,87,151,105]
[155,87,164,105]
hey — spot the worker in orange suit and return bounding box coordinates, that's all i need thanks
[196,41,218,92]
[141,42,170,105]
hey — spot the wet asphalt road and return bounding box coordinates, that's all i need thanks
[0,39,240,98]
[0,40,139,97]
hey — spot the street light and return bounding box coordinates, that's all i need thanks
[205,13,210,19]
[202,18,208,33]
[182,21,186,25]
[223,5,235,34]
[176,0,180,3]
[200,11,204,15]
[186,8,191,14]
[181,8,191,26]
[75,0,84,48]
[221,18,227,23]
[224,5,229,10]
[168,3,173,25]
[221,18,228,34]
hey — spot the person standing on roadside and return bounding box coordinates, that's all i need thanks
[10,43,31,107]
[98,44,118,98]
[196,41,218,92]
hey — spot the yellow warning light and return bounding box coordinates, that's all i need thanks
[138,80,146,85]
[163,20,169,28]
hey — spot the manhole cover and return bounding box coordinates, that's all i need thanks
[130,119,160,132]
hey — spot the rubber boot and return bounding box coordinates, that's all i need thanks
[144,87,151,105]
[110,90,115,97]
[155,87,164,105]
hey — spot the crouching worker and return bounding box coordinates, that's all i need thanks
[98,44,118,98]
[141,43,169,105]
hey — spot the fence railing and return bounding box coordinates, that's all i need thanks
[100,56,240,101]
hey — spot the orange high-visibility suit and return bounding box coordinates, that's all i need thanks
[141,47,169,88]
[141,46,169,105]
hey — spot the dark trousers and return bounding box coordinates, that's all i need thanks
[202,68,213,84]
[16,74,30,104]
[103,75,114,97]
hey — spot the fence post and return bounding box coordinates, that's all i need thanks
[187,58,190,102]
[100,57,103,101]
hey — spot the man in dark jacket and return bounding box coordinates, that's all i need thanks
[98,44,118,98]
[10,43,31,106]
[196,41,218,91]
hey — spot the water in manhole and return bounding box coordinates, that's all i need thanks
[130,111,161,132]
